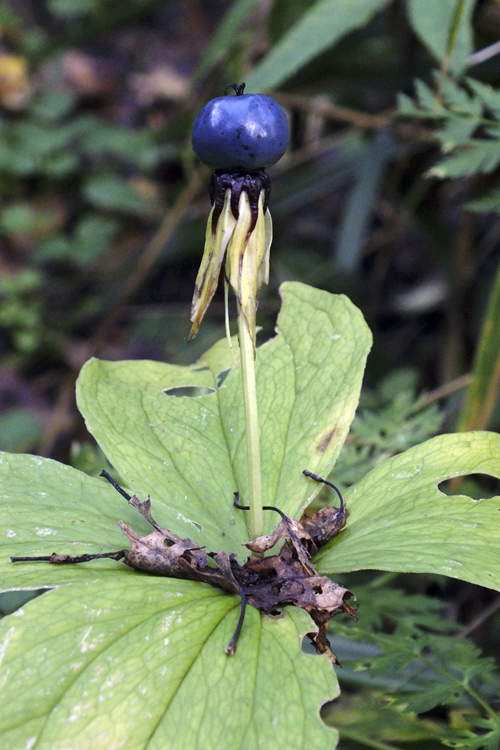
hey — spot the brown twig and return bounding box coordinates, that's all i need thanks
[435,0,468,107]
[421,373,473,407]
[38,372,78,457]
[273,92,436,144]
[458,596,500,638]
[91,165,208,355]
[38,167,208,457]
[273,92,391,130]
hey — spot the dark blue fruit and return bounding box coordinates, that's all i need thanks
[192,89,289,171]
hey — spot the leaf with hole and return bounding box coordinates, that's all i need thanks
[0,282,371,750]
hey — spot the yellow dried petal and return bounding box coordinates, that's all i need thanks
[189,191,235,341]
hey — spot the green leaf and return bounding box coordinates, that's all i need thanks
[429,140,500,178]
[192,0,262,84]
[83,174,151,215]
[0,282,370,749]
[335,133,396,274]
[466,77,500,119]
[414,77,441,111]
[244,0,389,91]
[82,124,158,170]
[325,694,440,743]
[401,683,462,714]
[0,575,338,749]
[315,431,500,590]
[0,452,146,590]
[441,75,482,117]
[0,203,38,234]
[406,0,475,75]
[76,282,372,552]
[444,716,500,749]
[467,186,500,214]
[2,280,498,749]
[29,88,77,121]
[435,116,478,149]
[74,214,120,264]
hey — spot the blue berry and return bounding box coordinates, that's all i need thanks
[192,86,289,171]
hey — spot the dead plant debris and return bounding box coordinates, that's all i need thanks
[11,470,357,661]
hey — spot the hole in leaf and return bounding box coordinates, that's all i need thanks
[267,608,283,618]
[216,368,231,388]
[191,366,209,372]
[0,588,47,616]
[163,386,215,398]
[438,474,499,501]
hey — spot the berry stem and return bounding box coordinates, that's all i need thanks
[237,302,263,540]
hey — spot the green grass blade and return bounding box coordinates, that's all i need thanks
[245,0,388,92]
[458,258,500,431]
[192,0,261,85]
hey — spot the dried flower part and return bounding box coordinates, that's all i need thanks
[244,514,316,574]
[226,190,271,347]
[189,189,236,341]
[301,505,348,548]
[189,171,272,349]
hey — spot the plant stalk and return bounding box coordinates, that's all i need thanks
[237,308,263,540]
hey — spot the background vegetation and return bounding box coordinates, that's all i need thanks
[1,0,500,747]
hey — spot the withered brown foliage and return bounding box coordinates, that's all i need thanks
[12,470,357,660]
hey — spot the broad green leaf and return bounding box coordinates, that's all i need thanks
[244,0,389,92]
[406,0,475,75]
[0,282,369,748]
[76,282,372,552]
[0,452,149,590]
[0,282,368,749]
[0,576,339,750]
[315,432,500,591]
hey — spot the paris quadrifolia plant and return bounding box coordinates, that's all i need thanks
[1,84,500,750]
[190,81,288,541]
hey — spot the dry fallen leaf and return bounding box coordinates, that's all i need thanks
[12,470,356,661]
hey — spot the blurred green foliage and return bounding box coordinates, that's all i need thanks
[324,580,500,749]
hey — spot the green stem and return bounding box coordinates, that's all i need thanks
[237,308,263,540]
